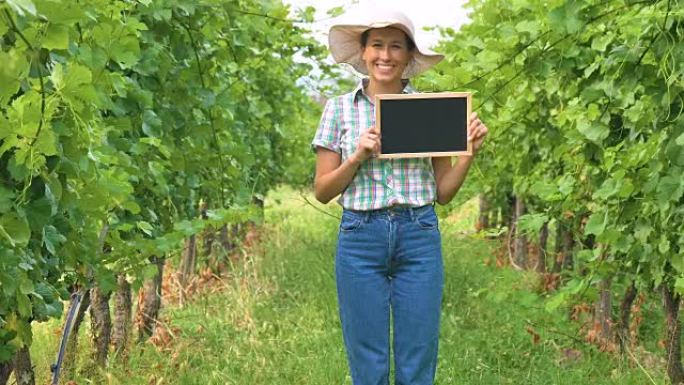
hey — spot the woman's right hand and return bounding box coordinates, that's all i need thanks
[351,126,381,163]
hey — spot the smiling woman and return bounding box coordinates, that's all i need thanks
[310,7,489,385]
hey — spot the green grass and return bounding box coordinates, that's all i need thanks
[30,186,668,384]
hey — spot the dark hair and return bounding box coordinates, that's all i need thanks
[361,28,416,51]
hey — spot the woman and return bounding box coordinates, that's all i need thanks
[312,8,488,385]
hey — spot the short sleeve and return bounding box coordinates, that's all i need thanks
[311,98,341,153]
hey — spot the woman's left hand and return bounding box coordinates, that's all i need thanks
[468,112,489,155]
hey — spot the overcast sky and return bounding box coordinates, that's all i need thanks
[284,0,470,49]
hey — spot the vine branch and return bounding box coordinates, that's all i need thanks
[179,20,227,206]
[4,9,47,149]
[28,64,46,148]
[3,8,33,50]
[635,0,671,66]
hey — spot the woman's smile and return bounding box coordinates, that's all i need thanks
[374,62,397,74]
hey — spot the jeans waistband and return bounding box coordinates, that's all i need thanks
[343,203,434,221]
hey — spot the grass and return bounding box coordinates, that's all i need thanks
[30,186,668,384]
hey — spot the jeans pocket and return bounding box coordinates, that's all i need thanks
[415,209,438,230]
[340,211,363,232]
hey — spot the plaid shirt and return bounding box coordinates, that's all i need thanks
[312,80,436,211]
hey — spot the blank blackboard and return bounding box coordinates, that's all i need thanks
[376,92,471,158]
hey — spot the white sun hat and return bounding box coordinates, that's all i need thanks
[328,7,444,78]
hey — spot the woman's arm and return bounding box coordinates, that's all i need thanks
[432,112,489,205]
[314,126,381,203]
[314,149,361,203]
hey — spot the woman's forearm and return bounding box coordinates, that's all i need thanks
[314,154,363,204]
[435,156,473,205]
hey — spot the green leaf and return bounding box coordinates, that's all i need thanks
[43,225,66,256]
[576,249,596,263]
[6,0,37,16]
[545,291,567,312]
[585,211,607,236]
[142,110,161,137]
[591,35,612,52]
[0,50,30,104]
[0,272,18,296]
[0,17,8,37]
[676,132,684,146]
[16,292,32,318]
[142,264,158,280]
[51,63,95,107]
[18,277,33,295]
[34,283,54,303]
[326,6,345,18]
[659,235,670,254]
[671,255,684,274]
[475,50,501,72]
[44,174,62,213]
[576,119,608,143]
[516,213,549,235]
[136,221,153,236]
[95,270,117,294]
[0,213,31,247]
[111,35,141,68]
[34,125,58,156]
[26,198,52,232]
[0,345,16,362]
[635,222,652,243]
[515,20,540,35]
[675,277,684,296]
[34,0,86,24]
[548,2,582,34]
[657,175,684,204]
[0,186,15,214]
[296,6,315,22]
[43,23,69,50]
[15,316,32,345]
[122,200,141,215]
[44,301,63,318]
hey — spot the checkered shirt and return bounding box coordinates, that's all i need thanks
[311,80,436,211]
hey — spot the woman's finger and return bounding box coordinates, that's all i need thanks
[468,126,481,141]
[474,126,487,139]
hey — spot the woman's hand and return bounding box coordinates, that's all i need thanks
[351,126,381,163]
[468,112,489,154]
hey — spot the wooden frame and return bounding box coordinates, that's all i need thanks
[375,92,472,159]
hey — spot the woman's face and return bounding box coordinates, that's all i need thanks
[361,27,413,84]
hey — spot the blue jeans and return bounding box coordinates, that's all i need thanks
[335,205,444,385]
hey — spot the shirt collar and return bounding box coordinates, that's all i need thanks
[353,78,415,102]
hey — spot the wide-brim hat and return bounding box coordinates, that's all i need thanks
[328,8,444,78]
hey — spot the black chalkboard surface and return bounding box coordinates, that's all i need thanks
[376,92,471,158]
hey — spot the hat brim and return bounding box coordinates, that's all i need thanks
[329,24,444,78]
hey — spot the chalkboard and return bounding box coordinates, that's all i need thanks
[376,92,472,158]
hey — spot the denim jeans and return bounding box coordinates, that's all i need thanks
[335,204,444,385]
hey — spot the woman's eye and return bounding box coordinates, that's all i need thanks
[372,43,382,48]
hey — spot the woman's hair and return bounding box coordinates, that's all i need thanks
[361,28,416,51]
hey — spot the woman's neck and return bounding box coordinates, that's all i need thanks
[365,79,404,99]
